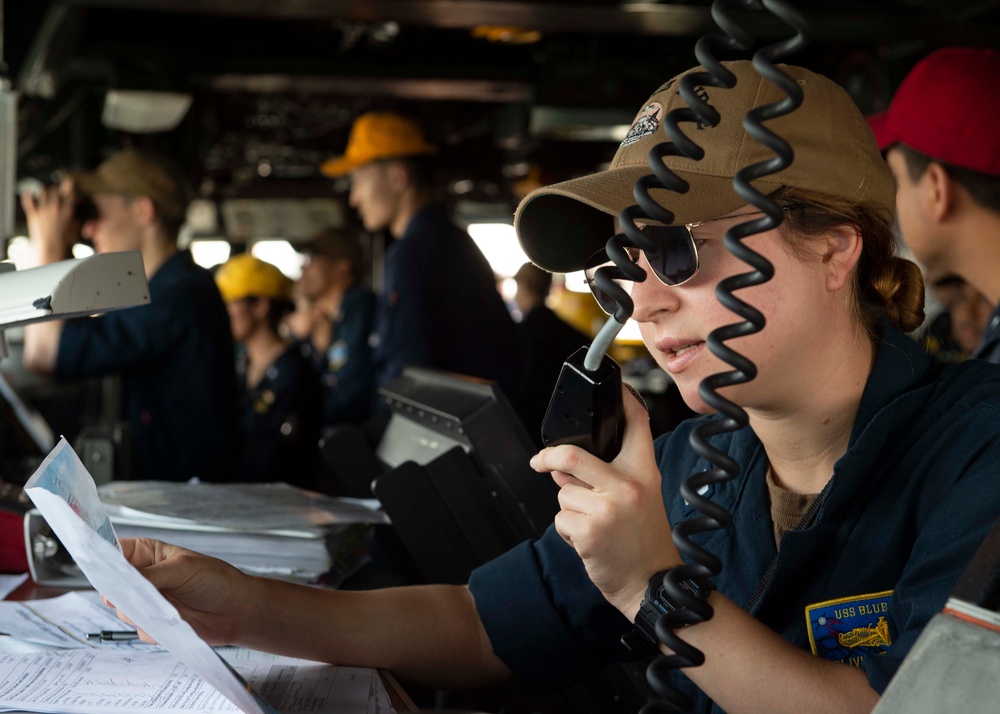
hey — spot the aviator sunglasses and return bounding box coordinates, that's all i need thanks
[583,209,795,315]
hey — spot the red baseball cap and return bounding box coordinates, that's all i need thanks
[868,47,1000,176]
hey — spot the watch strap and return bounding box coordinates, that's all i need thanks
[621,569,716,653]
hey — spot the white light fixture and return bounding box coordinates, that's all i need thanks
[221,198,343,241]
[563,269,590,294]
[190,240,231,270]
[71,244,95,259]
[102,90,193,133]
[467,223,529,278]
[252,240,304,280]
[5,235,31,270]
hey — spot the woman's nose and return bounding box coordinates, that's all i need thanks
[629,263,680,322]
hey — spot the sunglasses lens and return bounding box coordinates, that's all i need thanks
[640,225,699,286]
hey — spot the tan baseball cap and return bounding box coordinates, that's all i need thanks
[71,149,192,224]
[515,60,895,273]
[320,112,436,178]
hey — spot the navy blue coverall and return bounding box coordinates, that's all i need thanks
[469,326,1000,712]
[56,250,239,482]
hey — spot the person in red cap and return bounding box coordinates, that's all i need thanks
[320,112,523,404]
[869,47,1000,362]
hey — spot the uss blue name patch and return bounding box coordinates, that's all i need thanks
[805,590,893,668]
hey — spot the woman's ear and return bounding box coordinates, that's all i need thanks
[819,224,862,292]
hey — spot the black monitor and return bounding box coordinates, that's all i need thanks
[375,367,558,539]
[333,366,559,584]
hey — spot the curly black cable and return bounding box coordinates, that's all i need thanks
[588,1,813,712]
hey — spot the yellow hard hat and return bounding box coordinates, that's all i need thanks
[215,254,293,304]
[320,112,436,178]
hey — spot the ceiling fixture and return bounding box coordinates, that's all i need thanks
[101,90,193,133]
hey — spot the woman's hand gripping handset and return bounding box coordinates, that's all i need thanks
[104,538,259,646]
[530,386,680,622]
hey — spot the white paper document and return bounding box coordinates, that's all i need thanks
[0,591,159,649]
[15,438,395,714]
[0,648,391,714]
[0,574,28,602]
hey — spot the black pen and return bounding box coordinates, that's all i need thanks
[87,630,140,641]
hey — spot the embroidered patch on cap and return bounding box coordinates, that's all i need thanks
[620,102,664,147]
[805,590,893,668]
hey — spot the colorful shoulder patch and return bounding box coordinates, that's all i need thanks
[805,590,893,668]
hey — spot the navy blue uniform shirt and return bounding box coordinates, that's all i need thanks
[971,303,1000,363]
[469,326,1000,711]
[373,204,521,398]
[298,283,376,426]
[56,250,240,482]
[238,344,322,488]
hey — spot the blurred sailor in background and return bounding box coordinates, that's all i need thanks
[291,229,376,427]
[216,254,323,488]
[321,112,522,402]
[20,149,239,482]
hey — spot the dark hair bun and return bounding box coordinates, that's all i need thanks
[873,257,925,333]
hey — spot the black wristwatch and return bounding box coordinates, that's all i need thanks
[621,569,716,654]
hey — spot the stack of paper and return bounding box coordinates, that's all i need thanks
[0,591,396,713]
[0,647,396,714]
[96,480,389,583]
[7,438,397,714]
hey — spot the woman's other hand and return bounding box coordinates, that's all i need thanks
[105,537,260,646]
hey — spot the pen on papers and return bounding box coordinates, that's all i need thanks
[87,630,140,641]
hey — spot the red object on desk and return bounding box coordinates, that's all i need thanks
[0,508,28,573]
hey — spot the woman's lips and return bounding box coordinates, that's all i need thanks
[656,338,706,374]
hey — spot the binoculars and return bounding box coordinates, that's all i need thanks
[73,194,98,223]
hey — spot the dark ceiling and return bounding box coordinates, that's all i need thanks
[6,0,1000,233]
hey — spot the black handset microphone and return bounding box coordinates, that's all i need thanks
[540,329,627,461]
